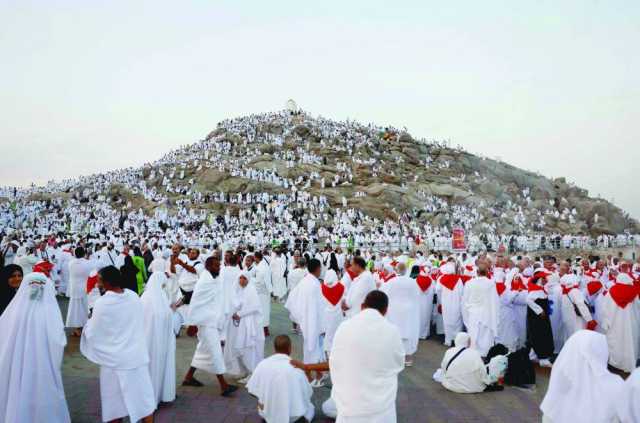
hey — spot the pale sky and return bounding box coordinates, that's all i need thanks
[1,1,638,218]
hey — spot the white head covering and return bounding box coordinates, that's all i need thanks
[149,257,166,274]
[141,272,170,311]
[454,332,470,348]
[616,273,633,286]
[0,273,70,422]
[441,262,456,275]
[324,269,338,287]
[540,330,624,423]
[139,271,177,403]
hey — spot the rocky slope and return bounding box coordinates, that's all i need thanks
[14,110,640,236]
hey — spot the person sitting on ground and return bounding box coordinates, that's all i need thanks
[247,335,315,423]
[434,332,506,394]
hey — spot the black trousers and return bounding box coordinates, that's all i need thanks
[526,298,554,359]
[181,288,194,305]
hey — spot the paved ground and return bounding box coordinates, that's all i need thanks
[60,298,548,422]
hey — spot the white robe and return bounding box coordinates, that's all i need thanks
[285,273,325,364]
[247,354,314,423]
[599,288,639,372]
[461,276,499,356]
[224,282,265,376]
[436,275,464,346]
[140,273,176,405]
[330,309,405,421]
[287,268,306,293]
[65,257,93,328]
[81,289,156,422]
[541,330,624,423]
[163,259,182,304]
[440,344,490,394]
[495,286,519,352]
[220,265,241,341]
[188,270,226,375]
[545,280,565,353]
[0,273,71,423]
[617,367,640,422]
[560,286,593,342]
[380,275,421,355]
[417,277,434,339]
[343,270,376,319]
[254,260,273,327]
[321,271,345,355]
[270,255,288,299]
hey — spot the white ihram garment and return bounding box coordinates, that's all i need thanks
[140,273,176,405]
[343,270,375,319]
[417,272,434,339]
[224,279,265,376]
[270,255,288,299]
[285,273,325,364]
[540,330,623,423]
[461,276,499,356]
[0,273,71,423]
[320,270,345,355]
[66,258,94,328]
[254,260,273,327]
[380,275,421,355]
[189,270,226,374]
[436,271,464,346]
[617,367,640,423]
[330,309,405,422]
[246,354,314,423]
[80,289,156,422]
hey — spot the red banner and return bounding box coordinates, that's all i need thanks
[452,228,466,251]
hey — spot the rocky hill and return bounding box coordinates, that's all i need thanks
[12,109,640,237]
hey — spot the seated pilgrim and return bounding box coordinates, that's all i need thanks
[246,335,315,423]
[434,332,507,394]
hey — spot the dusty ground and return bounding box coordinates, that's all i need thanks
[60,299,549,423]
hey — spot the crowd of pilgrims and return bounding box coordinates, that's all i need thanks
[1,110,639,421]
[2,110,634,258]
[1,233,639,422]
[1,191,637,259]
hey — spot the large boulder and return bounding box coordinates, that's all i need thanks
[293,125,311,138]
[425,183,472,200]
